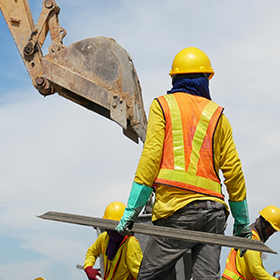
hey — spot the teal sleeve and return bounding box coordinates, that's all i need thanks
[127,182,153,209]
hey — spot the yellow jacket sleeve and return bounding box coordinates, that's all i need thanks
[134,99,165,186]
[214,114,247,202]
[84,232,107,269]
[125,236,143,279]
[84,233,143,279]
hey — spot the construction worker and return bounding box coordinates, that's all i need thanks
[116,47,252,280]
[84,201,143,280]
[222,205,280,280]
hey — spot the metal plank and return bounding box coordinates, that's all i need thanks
[37,211,277,254]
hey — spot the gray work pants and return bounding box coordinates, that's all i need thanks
[137,200,227,280]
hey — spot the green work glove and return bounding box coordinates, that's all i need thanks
[229,199,252,257]
[115,182,153,235]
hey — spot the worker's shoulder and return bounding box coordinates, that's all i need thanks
[127,235,140,242]
[96,231,109,241]
[217,113,231,128]
[125,235,141,246]
[124,236,143,256]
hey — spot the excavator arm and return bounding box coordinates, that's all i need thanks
[0,0,147,143]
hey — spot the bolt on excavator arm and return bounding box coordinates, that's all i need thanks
[0,0,147,143]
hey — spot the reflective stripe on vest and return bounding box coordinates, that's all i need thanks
[222,230,259,280]
[154,93,224,199]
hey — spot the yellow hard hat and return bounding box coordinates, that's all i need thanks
[169,47,215,79]
[35,278,45,280]
[259,205,280,232]
[103,201,126,221]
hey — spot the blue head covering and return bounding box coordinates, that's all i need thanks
[167,76,211,100]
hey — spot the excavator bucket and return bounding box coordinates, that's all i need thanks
[41,37,147,143]
[0,0,147,143]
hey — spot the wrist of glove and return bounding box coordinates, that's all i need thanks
[229,199,251,237]
[233,224,252,258]
[85,266,101,280]
[115,207,139,235]
[115,182,153,235]
[233,224,252,239]
[229,199,252,257]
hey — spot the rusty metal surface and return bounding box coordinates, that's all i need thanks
[42,37,147,142]
[1,0,147,143]
[0,0,43,80]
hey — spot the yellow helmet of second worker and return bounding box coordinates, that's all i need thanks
[103,201,126,221]
[259,205,280,232]
[169,47,214,79]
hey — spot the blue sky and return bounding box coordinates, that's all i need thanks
[1,0,280,279]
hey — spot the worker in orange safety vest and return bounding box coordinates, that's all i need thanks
[116,47,252,280]
[84,202,143,280]
[222,205,280,280]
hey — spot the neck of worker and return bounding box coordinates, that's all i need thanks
[250,216,272,243]
[167,75,211,100]
[106,229,125,260]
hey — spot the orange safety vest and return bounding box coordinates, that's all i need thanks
[222,230,260,280]
[154,92,224,199]
[103,236,135,280]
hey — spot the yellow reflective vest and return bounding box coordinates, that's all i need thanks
[84,232,143,280]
